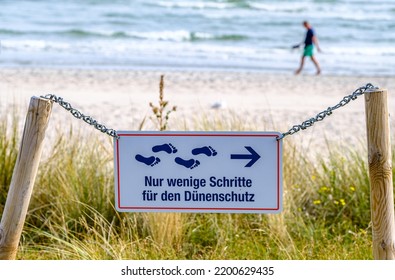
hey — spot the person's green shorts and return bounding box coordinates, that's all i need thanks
[303,45,314,57]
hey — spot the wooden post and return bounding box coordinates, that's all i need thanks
[365,88,395,260]
[0,97,52,260]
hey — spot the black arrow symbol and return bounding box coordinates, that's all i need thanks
[230,146,261,167]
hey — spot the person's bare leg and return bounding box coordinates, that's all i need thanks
[311,55,321,75]
[295,56,305,75]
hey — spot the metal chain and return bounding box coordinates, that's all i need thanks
[41,83,377,141]
[277,83,378,140]
[41,94,120,139]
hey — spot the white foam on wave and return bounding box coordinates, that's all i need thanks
[248,2,309,12]
[2,40,70,51]
[127,30,192,42]
[326,46,395,56]
[156,1,231,10]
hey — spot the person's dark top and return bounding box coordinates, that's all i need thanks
[304,28,314,46]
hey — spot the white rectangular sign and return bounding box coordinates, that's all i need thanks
[114,131,282,213]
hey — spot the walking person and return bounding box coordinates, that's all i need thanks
[294,21,321,75]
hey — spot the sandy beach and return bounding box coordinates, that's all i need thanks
[1,68,394,158]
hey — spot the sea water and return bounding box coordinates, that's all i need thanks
[0,0,394,75]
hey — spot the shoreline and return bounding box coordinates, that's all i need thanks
[1,67,394,158]
[2,64,395,78]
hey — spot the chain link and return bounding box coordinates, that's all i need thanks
[277,83,378,140]
[41,83,377,141]
[41,94,119,139]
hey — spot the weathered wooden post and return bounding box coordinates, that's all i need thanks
[365,88,395,260]
[0,97,52,260]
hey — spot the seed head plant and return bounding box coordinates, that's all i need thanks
[149,75,177,131]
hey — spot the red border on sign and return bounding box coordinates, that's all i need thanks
[116,133,281,211]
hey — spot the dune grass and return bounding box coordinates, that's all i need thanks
[0,78,390,260]
[1,105,389,260]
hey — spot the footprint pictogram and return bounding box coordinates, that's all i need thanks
[152,143,178,154]
[192,146,217,156]
[135,154,161,167]
[135,144,216,169]
[175,157,200,169]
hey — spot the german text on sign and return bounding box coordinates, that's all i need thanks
[114,132,282,213]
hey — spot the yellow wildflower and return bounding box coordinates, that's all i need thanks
[319,186,329,193]
[359,229,367,235]
[311,175,317,181]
